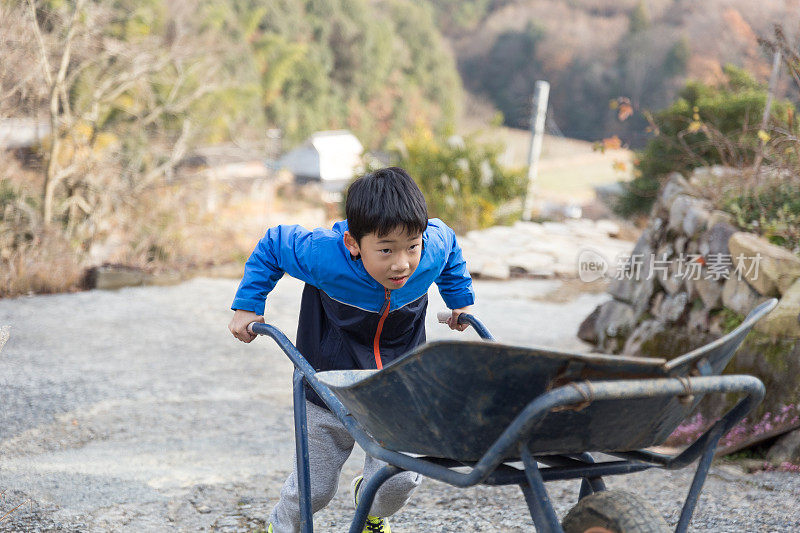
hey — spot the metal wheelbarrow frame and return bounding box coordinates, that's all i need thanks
[249,298,777,532]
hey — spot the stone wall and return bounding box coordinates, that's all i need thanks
[578,167,800,416]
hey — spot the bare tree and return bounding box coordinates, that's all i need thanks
[26,0,85,226]
[0,2,41,119]
[12,0,226,242]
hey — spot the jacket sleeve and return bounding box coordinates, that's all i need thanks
[231,225,316,315]
[435,226,476,310]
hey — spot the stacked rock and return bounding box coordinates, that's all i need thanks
[579,168,800,354]
[457,218,634,280]
[578,167,800,455]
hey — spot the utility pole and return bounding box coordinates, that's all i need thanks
[753,50,781,178]
[522,80,550,221]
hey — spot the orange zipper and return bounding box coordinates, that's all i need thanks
[373,288,390,369]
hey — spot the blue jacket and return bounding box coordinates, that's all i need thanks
[232,218,475,406]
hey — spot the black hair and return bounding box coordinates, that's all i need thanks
[345,167,428,243]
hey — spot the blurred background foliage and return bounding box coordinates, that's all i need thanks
[391,126,527,234]
[194,0,460,148]
[616,66,795,218]
[2,0,800,296]
[724,180,800,253]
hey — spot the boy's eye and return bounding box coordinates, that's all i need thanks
[409,244,420,252]
[380,249,392,254]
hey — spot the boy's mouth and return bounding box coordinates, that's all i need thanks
[388,275,408,286]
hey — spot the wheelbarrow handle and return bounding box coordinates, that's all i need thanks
[249,313,494,340]
[436,311,495,341]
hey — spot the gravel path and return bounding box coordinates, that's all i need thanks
[1,277,798,532]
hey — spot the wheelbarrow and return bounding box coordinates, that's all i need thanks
[248,298,777,532]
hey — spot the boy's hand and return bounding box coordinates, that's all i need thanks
[447,306,472,332]
[229,309,264,343]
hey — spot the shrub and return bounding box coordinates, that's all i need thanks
[614,65,795,218]
[0,230,84,297]
[722,179,800,253]
[391,126,527,234]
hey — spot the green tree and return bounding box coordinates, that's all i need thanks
[392,126,526,233]
[615,66,795,217]
[664,37,690,77]
[210,0,461,149]
[628,1,650,35]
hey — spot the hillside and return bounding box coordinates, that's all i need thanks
[435,0,800,146]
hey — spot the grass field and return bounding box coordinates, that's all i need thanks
[461,123,633,205]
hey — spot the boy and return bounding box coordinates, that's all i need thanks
[228,167,474,533]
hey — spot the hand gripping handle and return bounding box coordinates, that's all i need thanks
[436,310,494,340]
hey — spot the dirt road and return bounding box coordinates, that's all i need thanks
[1,277,798,531]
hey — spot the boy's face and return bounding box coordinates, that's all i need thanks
[344,227,423,290]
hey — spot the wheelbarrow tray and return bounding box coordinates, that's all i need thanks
[316,341,698,461]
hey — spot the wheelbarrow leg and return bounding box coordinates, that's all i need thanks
[574,453,606,500]
[348,464,403,533]
[293,369,313,533]
[520,444,563,533]
[675,426,724,533]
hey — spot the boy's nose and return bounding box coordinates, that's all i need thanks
[392,257,409,271]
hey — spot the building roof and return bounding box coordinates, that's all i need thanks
[0,118,50,149]
[307,130,363,155]
[278,130,364,183]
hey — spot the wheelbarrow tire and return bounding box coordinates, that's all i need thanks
[562,490,670,533]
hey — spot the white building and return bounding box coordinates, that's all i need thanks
[0,118,50,150]
[278,130,364,193]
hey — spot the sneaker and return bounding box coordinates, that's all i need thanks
[352,475,392,533]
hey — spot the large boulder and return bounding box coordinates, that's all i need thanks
[722,276,765,316]
[659,292,690,323]
[766,429,800,465]
[577,305,601,344]
[477,260,510,280]
[659,266,684,295]
[700,222,738,258]
[674,236,687,255]
[609,275,655,317]
[728,232,800,296]
[622,319,665,355]
[594,300,637,346]
[706,210,735,230]
[669,195,710,238]
[687,307,710,333]
[609,231,655,315]
[693,277,724,310]
[507,252,555,276]
[658,173,691,213]
[88,266,148,290]
[727,338,800,421]
[653,243,682,294]
[755,279,800,338]
[683,202,710,238]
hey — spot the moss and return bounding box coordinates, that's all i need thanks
[715,308,745,333]
[726,447,768,461]
[637,328,713,360]
[761,338,793,375]
[722,334,800,420]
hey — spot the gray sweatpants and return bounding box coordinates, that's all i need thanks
[269,400,422,533]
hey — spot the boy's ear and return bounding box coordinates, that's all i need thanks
[343,231,361,257]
